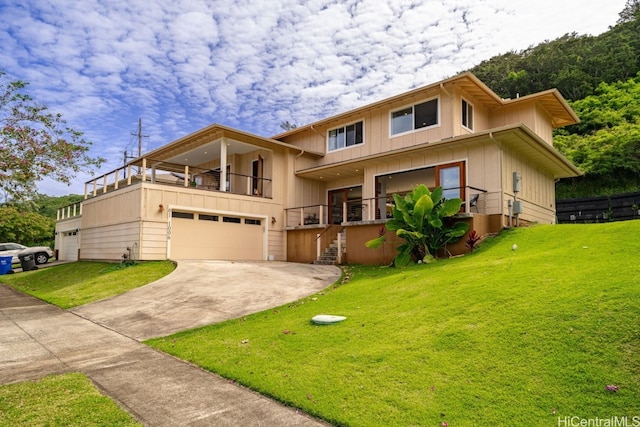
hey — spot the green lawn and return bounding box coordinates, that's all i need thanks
[1,261,175,308]
[147,222,640,426]
[0,373,142,426]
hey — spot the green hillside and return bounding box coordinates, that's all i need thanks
[148,221,640,426]
[469,4,640,198]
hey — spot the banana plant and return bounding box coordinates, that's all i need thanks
[366,185,469,266]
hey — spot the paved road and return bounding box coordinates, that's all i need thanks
[0,261,341,426]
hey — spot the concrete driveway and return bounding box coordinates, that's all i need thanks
[0,260,341,426]
[72,260,342,340]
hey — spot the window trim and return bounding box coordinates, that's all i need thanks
[327,119,365,152]
[462,98,474,131]
[390,96,440,137]
[435,161,466,201]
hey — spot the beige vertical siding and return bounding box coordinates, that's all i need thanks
[80,221,141,261]
[501,147,556,224]
[78,181,288,261]
[140,220,168,260]
[489,100,555,145]
[79,186,142,261]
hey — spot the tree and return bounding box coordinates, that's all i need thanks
[366,185,469,267]
[279,121,298,131]
[618,0,640,23]
[555,73,640,197]
[0,205,55,247]
[0,71,104,202]
[33,193,84,219]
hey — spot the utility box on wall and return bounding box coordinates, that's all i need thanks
[513,171,521,193]
[513,200,523,214]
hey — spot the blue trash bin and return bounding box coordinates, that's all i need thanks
[0,256,13,275]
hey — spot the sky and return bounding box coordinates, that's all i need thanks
[0,0,628,196]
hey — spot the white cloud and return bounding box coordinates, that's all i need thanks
[0,0,628,196]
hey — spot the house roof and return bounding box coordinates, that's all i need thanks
[294,123,582,181]
[130,123,322,168]
[273,72,578,139]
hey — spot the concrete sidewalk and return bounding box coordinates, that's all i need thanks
[0,261,341,426]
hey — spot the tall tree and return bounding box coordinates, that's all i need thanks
[0,71,104,202]
[555,74,640,197]
[618,0,640,23]
[0,205,54,247]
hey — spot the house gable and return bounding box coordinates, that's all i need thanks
[273,72,578,164]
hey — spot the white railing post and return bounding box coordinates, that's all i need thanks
[72,204,76,217]
[184,165,189,187]
[316,234,321,260]
[141,158,147,182]
[79,202,82,216]
[343,201,347,223]
[337,233,342,264]
[114,168,119,189]
[464,187,469,212]
[102,175,108,193]
[127,165,132,185]
[319,205,324,225]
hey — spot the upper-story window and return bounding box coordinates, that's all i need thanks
[390,97,439,135]
[462,99,474,130]
[328,120,363,152]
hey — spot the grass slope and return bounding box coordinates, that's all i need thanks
[147,223,640,426]
[0,373,142,426]
[1,261,175,308]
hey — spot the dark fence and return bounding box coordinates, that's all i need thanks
[556,191,640,223]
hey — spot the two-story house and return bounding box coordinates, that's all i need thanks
[55,72,581,265]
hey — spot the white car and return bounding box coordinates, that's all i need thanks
[0,243,54,265]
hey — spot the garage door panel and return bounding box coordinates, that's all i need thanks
[60,232,79,261]
[170,214,263,260]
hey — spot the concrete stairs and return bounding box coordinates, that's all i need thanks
[313,232,345,265]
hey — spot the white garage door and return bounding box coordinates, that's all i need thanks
[170,211,264,260]
[60,230,79,261]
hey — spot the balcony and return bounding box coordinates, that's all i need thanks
[82,158,272,200]
[284,186,491,229]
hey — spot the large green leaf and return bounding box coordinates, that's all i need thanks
[402,212,416,229]
[429,217,443,228]
[430,186,443,203]
[412,184,431,201]
[393,194,407,212]
[385,219,404,231]
[365,235,385,249]
[440,198,463,216]
[414,194,434,229]
[393,247,412,267]
[397,228,424,242]
[446,222,470,238]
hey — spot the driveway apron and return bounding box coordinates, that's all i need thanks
[0,261,340,426]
